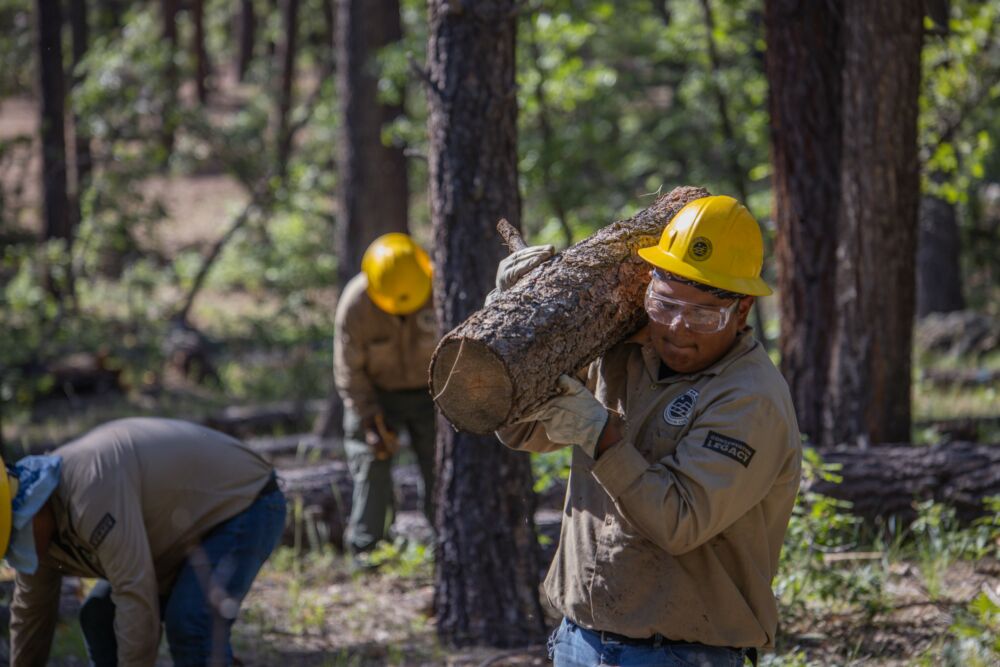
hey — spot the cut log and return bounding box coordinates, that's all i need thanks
[430,185,710,434]
[808,441,1000,524]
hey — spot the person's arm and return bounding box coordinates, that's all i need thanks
[10,566,62,666]
[83,482,162,665]
[590,390,796,554]
[333,294,379,419]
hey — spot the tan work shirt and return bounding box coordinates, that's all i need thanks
[10,418,274,667]
[499,328,801,649]
[334,272,438,418]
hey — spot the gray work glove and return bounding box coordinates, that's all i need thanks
[484,244,555,307]
[519,374,608,458]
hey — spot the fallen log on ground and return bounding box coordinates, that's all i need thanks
[808,441,1000,524]
[202,399,326,438]
[430,185,709,434]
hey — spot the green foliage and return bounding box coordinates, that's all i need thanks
[0,0,33,96]
[366,538,433,579]
[941,591,1000,665]
[531,446,572,494]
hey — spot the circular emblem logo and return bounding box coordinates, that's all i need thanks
[689,237,713,261]
[663,389,699,426]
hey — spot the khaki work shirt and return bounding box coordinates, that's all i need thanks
[10,418,274,667]
[334,272,438,418]
[499,328,801,649]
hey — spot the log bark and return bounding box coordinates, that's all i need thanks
[809,441,1000,524]
[430,185,709,434]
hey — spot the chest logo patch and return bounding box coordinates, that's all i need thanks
[663,389,699,426]
[703,431,756,468]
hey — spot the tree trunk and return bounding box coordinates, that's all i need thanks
[764,0,844,445]
[824,0,923,447]
[430,186,708,435]
[427,0,545,648]
[234,0,256,82]
[35,0,70,242]
[809,441,1000,525]
[334,0,408,288]
[916,190,965,317]
[191,0,210,104]
[160,0,179,157]
[68,0,91,230]
[273,0,299,178]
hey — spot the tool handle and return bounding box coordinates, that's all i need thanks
[497,218,528,253]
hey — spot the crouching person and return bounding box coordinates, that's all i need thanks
[1,417,286,666]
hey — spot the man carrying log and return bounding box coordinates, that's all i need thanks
[334,233,438,562]
[496,195,802,666]
[1,417,285,666]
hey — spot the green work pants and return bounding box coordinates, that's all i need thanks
[343,387,437,554]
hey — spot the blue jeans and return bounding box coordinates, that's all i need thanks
[79,487,286,666]
[548,618,747,667]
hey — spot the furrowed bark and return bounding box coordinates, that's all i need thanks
[430,185,709,434]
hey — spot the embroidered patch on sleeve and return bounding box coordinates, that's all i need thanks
[702,431,756,468]
[90,513,117,548]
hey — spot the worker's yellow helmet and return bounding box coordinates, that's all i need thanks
[0,458,15,558]
[361,233,433,315]
[638,195,772,296]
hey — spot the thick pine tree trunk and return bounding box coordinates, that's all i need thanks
[824,0,923,447]
[810,441,1000,525]
[427,0,545,648]
[35,0,70,242]
[764,0,843,444]
[431,186,708,434]
[917,190,965,317]
[334,0,408,288]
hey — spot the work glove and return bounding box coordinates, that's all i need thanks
[484,244,555,307]
[519,374,608,458]
[363,414,400,461]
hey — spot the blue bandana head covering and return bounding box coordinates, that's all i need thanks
[5,456,61,574]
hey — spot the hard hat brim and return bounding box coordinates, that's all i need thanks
[637,245,773,297]
[0,462,13,559]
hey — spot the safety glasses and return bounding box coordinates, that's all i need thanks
[644,281,739,334]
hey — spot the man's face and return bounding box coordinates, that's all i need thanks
[645,273,753,374]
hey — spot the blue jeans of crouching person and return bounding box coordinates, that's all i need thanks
[79,485,286,666]
[548,617,751,667]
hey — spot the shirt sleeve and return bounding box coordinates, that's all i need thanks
[10,566,62,666]
[591,389,795,555]
[334,292,379,419]
[82,480,162,666]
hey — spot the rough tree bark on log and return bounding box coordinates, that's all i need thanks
[808,441,1000,524]
[430,185,709,434]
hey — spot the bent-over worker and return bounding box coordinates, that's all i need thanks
[1,417,285,666]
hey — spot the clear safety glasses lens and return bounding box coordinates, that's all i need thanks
[644,283,737,334]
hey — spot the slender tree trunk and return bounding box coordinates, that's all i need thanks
[274,0,299,179]
[160,0,179,157]
[825,0,923,446]
[69,0,91,229]
[427,0,546,648]
[334,0,408,287]
[35,0,70,242]
[191,0,210,104]
[764,0,844,444]
[916,185,965,317]
[235,0,256,82]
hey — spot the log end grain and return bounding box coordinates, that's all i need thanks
[431,337,513,434]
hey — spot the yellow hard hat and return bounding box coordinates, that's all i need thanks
[361,233,433,315]
[0,459,14,558]
[638,195,772,296]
